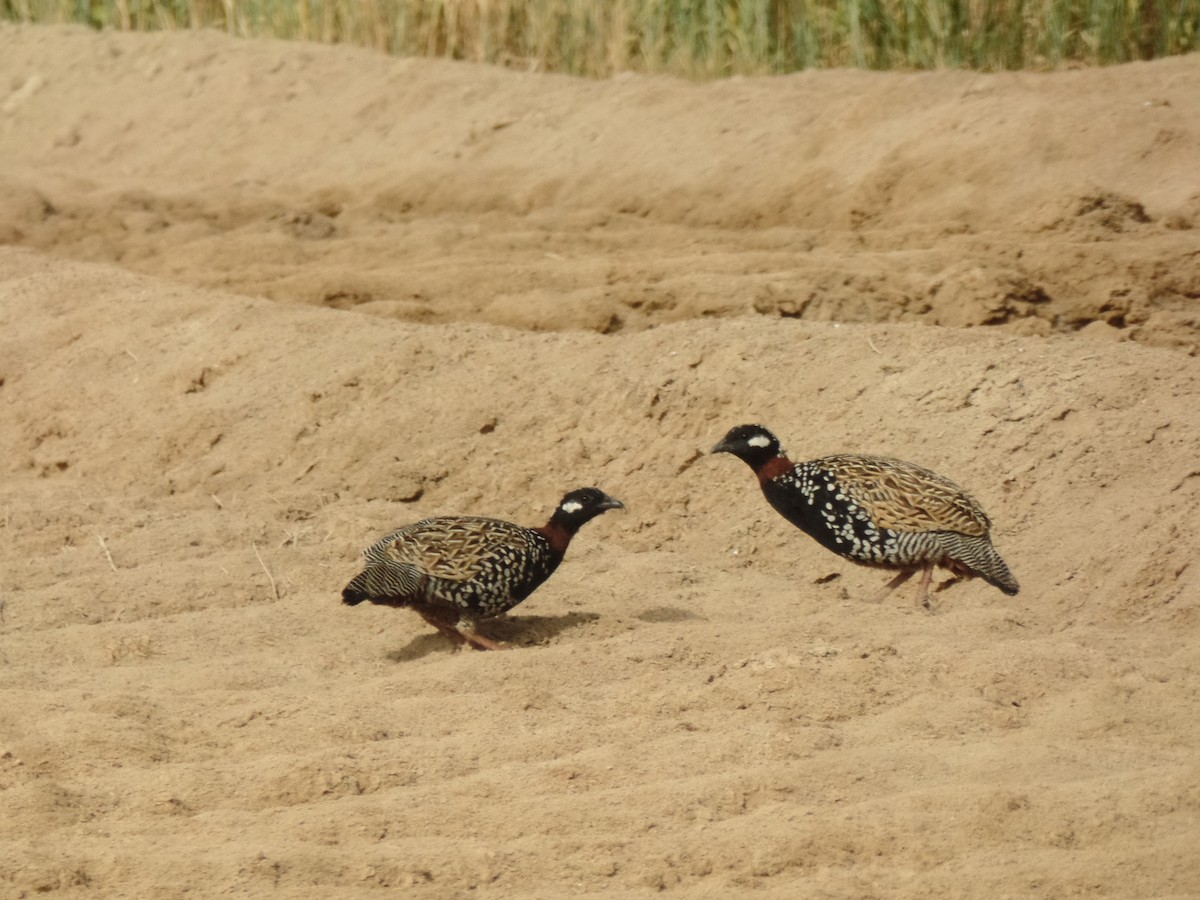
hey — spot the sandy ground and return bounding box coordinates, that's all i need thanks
[2,23,1200,898]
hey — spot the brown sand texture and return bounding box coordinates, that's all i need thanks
[3,24,1200,898]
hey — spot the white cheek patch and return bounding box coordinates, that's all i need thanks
[561,501,584,514]
[747,435,772,448]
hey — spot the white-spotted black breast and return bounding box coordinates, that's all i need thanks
[342,487,623,650]
[713,424,1018,606]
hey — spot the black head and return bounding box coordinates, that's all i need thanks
[711,424,784,469]
[549,487,624,531]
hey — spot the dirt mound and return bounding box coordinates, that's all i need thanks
[2,26,1200,349]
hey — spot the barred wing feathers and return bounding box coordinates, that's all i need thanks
[817,454,992,537]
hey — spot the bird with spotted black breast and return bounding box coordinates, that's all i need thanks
[343,487,623,650]
[712,424,1018,606]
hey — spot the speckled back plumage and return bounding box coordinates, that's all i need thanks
[344,516,559,617]
[713,425,1019,600]
[342,487,623,650]
[816,455,991,537]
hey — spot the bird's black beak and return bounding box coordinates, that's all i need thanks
[599,495,625,511]
[711,439,734,455]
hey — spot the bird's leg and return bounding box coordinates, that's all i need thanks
[456,622,511,652]
[413,609,469,649]
[914,565,936,609]
[870,570,914,603]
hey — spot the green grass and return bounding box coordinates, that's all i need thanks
[4,0,1199,75]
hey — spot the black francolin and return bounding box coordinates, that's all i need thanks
[342,488,623,650]
[712,424,1018,606]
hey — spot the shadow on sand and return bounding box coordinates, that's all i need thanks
[385,610,601,662]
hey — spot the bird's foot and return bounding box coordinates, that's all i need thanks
[451,619,511,651]
[460,629,512,651]
[914,565,938,612]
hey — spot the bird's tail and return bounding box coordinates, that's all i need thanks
[343,560,422,608]
[342,572,371,606]
[941,533,1020,596]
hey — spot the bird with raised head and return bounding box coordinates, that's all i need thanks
[343,487,623,649]
[712,424,1018,606]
